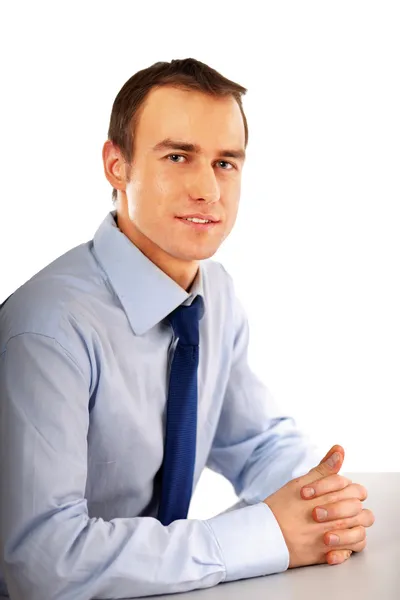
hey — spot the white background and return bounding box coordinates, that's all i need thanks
[1,2,399,519]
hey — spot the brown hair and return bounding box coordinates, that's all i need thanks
[107,58,248,203]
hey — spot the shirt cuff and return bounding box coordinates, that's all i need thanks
[204,502,289,582]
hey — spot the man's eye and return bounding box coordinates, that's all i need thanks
[217,161,234,170]
[167,154,186,163]
[166,155,235,169]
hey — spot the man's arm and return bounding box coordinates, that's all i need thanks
[207,273,374,566]
[0,332,288,600]
[207,278,323,507]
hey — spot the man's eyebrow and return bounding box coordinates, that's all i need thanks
[152,138,246,160]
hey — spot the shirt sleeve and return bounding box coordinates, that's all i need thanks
[206,279,323,526]
[0,332,288,600]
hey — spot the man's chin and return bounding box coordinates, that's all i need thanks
[175,246,219,261]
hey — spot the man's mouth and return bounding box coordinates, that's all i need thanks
[176,217,220,230]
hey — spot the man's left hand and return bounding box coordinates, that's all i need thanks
[300,445,375,565]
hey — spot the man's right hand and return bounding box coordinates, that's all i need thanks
[263,445,375,568]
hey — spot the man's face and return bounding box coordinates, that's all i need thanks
[122,85,246,262]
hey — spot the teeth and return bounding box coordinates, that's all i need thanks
[185,217,211,223]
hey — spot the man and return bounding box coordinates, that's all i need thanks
[0,58,374,599]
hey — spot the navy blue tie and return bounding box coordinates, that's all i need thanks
[157,295,202,526]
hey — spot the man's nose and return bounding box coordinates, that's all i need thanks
[188,167,220,204]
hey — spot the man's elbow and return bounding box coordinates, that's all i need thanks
[1,516,93,600]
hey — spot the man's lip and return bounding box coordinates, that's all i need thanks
[176,214,220,223]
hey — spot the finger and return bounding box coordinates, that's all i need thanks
[326,538,367,561]
[300,445,345,487]
[313,498,363,523]
[300,474,352,499]
[346,539,367,553]
[331,539,367,553]
[322,507,375,533]
[319,445,345,465]
[323,525,366,548]
[312,482,368,505]
[326,549,353,565]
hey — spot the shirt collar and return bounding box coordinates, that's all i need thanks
[92,211,205,335]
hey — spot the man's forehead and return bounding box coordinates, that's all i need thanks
[138,86,245,148]
[144,84,237,108]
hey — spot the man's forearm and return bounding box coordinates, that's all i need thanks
[1,504,290,599]
[233,416,322,505]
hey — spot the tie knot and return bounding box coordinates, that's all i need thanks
[167,295,202,346]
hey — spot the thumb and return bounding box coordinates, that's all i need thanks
[300,444,345,486]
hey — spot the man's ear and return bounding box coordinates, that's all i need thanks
[102,140,129,193]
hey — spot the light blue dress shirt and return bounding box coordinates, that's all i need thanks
[0,211,321,599]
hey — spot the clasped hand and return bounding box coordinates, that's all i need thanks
[264,445,375,568]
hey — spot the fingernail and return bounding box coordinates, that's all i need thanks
[326,452,341,468]
[302,487,315,498]
[328,534,340,545]
[330,554,340,564]
[316,508,328,521]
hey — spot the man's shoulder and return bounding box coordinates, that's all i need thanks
[0,241,104,353]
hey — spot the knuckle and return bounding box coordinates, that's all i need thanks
[347,483,359,495]
[332,518,346,530]
[356,539,367,551]
[354,499,363,512]
[351,535,367,552]
[314,466,325,478]
[355,525,366,541]
[329,493,339,504]
[338,475,350,488]
[347,517,358,529]
[356,484,368,500]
